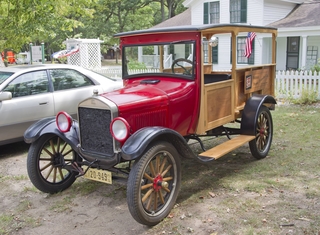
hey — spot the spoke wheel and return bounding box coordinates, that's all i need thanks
[249,106,273,159]
[127,141,181,226]
[27,134,80,193]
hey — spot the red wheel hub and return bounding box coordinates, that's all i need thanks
[260,127,265,136]
[153,174,163,192]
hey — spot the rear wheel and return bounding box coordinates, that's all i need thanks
[127,141,181,226]
[249,106,273,159]
[27,134,80,193]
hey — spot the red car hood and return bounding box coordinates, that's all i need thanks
[100,83,169,112]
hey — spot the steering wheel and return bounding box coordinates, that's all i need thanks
[171,58,193,75]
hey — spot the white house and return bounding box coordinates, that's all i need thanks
[153,0,320,71]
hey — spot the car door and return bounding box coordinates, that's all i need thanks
[0,70,55,143]
[49,69,98,119]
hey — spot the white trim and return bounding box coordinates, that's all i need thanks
[183,0,193,7]
[277,26,320,37]
[279,0,303,3]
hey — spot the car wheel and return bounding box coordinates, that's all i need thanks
[27,134,80,193]
[249,106,273,159]
[127,141,181,226]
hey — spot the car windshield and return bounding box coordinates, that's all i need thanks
[0,72,14,85]
[122,41,195,79]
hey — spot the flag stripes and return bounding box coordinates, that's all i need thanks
[244,32,256,58]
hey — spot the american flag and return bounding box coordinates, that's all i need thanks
[244,32,256,58]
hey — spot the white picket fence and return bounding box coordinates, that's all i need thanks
[275,70,320,100]
[93,68,320,100]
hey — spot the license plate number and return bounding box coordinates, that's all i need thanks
[83,167,112,184]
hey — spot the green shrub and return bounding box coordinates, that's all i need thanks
[290,88,318,105]
[310,58,320,74]
[127,60,147,69]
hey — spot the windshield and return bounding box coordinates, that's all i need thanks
[122,41,195,79]
[0,72,14,85]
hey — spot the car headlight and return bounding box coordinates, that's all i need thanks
[110,117,130,142]
[56,111,72,133]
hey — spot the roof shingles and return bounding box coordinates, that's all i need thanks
[268,0,320,28]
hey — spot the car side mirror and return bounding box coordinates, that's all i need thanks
[0,91,12,101]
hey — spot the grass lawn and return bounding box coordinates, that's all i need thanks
[147,103,320,235]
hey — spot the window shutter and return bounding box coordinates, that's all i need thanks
[185,44,190,59]
[248,39,254,64]
[240,0,247,23]
[212,44,218,64]
[204,2,209,24]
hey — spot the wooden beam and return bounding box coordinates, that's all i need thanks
[198,135,256,159]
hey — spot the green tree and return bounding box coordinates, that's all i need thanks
[0,0,95,61]
[77,0,156,51]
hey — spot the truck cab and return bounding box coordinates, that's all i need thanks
[24,24,277,226]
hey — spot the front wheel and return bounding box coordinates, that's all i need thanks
[249,106,273,159]
[27,134,80,193]
[127,141,181,226]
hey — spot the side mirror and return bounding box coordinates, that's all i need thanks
[0,91,12,101]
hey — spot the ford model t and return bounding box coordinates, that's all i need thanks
[24,24,277,226]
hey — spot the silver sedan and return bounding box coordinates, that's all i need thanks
[0,64,122,146]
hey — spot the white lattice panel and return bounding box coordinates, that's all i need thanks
[65,38,103,69]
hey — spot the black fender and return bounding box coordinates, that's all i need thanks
[241,94,276,135]
[121,126,196,161]
[24,117,80,150]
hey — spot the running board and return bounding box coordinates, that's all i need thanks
[198,135,256,160]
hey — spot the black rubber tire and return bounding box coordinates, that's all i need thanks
[127,141,181,226]
[249,106,273,159]
[27,134,79,193]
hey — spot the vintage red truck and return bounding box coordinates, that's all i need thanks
[24,23,277,226]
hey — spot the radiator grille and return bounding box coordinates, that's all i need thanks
[78,107,114,155]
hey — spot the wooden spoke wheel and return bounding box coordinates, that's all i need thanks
[249,106,273,159]
[127,141,181,226]
[27,134,80,193]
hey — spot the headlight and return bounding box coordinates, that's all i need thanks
[110,117,130,142]
[56,111,72,133]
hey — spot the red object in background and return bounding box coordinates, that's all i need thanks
[1,51,16,64]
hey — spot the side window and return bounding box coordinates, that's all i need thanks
[50,69,94,91]
[3,71,49,98]
[203,38,219,64]
[237,37,254,64]
[204,1,220,24]
[230,0,247,23]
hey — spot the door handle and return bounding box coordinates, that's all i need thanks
[39,102,48,105]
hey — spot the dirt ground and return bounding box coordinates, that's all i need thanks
[0,142,150,235]
[1,118,319,235]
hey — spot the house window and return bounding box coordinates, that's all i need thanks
[230,0,247,23]
[203,40,209,63]
[306,46,318,69]
[203,39,218,64]
[237,37,254,64]
[203,1,220,24]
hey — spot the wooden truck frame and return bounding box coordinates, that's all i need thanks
[24,24,277,226]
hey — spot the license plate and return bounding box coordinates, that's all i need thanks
[83,166,112,184]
